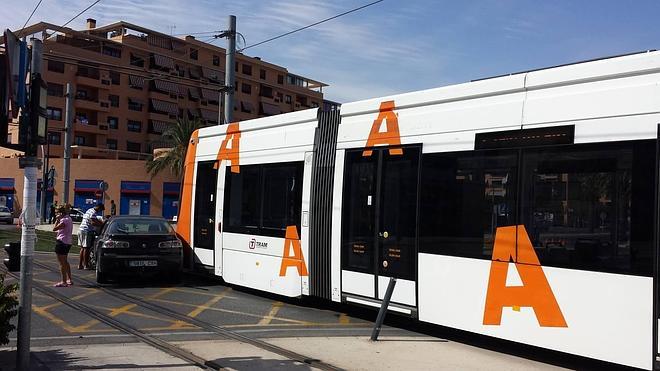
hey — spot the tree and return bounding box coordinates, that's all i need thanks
[0,273,18,346]
[146,117,202,178]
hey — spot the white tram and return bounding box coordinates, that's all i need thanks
[178,50,660,370]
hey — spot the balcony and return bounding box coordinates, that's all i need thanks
[74,97,109,112]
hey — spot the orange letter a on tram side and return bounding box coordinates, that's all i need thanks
[214,122,241,173]
[483,225,567,327]
[279,226,309,277]
[363,100,403,157]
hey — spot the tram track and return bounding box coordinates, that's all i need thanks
[31,260,342,371]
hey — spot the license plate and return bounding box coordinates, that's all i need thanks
[128,260,157,267]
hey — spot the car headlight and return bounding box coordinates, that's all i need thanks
[159,240,182,249]
[103,240,129,248]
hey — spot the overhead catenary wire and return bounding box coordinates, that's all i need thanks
[22,0,44,31]
[239,0,384,52]
[45,0,102,40]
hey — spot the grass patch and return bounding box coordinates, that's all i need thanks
[0,228,80,254]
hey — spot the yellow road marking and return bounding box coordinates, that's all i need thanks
[170,287,236,299]
[108,304,137,317]
[147,287,176,300]
[171,289,229,328]
[339,314,350,324]
[258,302,283,325]
[150,297,310,325]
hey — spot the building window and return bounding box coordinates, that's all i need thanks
[276,92,283,102]
[108,116,118,129]
[76,64,100,79]
[224,161,303,238]
[74,135,86,145]
[106,139,117,150]
[260,69,266,79]
[235,62,239,72]
[48,132,61,145]
[277,74,284,84]
[47,83,64,97]
[128,98,143,111]
[109,95,119,107]
[127,120,142,132]
[189,48,198,60]
[109,71,120,85]
[242,64,252,76]
[126,141,141,152]
[213,55,220,66]
[102,46,121,58]
[48,60,65,73]
[285,95,292,104]
[259,85,273,98]
[46,107,62,121]
[130,53,145,67]
[241,83,251,95]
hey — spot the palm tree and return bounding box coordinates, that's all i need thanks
[146,116,202,178]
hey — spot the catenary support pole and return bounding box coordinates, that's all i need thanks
[223,15,236,125]
[17,37,43,371]
[62,83,72,204]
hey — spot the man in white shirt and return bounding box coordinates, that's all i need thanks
[78,204,105,269]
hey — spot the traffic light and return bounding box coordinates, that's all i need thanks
[1,29,29,152]
[26,74,48,157]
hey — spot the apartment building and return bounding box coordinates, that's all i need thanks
[7,19,328,159]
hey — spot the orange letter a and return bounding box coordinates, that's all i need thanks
[363,101,402,157]
[279,226,309,277]
[483,225,567,327]
[214,122,240,173]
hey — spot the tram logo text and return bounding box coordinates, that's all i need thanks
[363,100,403,157]
[249,239,267,250]
[483,225,568,328]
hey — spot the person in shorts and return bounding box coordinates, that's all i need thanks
[53,205,73,287]
[78,204,104,269]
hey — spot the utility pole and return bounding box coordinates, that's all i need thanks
[17,37,45,371]
[223,15,236,125]
[39,142,49,223]
[62,83,72,204]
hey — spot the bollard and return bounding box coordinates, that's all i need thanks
[370,277,397,341]
[3,242,20,272]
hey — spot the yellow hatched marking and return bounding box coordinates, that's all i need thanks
[339,314,350,324]
[68,319,100,332]
[171,289,229,328]
[147,287,176,300]
[150,297,310,325]
[258,302,283,325]
[38,288,99,311]
[108,304,137,317]
[140,325,198,331]
[170,287,237,299]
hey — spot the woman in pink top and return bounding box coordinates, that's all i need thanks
[52,205,73,287]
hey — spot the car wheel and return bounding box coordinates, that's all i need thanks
[96,266,108,284]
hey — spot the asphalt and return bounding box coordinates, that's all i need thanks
[0,335,567,371]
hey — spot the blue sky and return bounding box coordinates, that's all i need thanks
[2,0,660,103]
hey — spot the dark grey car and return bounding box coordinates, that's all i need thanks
[91,216,183,284]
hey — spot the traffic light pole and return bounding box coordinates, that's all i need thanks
[16,37,43,371]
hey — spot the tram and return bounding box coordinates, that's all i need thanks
[177,50,660,370]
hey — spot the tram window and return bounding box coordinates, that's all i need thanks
[223,161,303,238]
[225,166,260,230]
[262,164,303,231]
[419,150,518,260]
[520,141,654,276]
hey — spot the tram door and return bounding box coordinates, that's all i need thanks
[341,146,420,306]
[193,161,218,266]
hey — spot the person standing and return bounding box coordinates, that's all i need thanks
[78,204,105,269]
[49,201,58,224]
[110,200,117,217]
[53,205,73,287]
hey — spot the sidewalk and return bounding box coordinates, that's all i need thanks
[35,222,80,235]
[0,336,566,370]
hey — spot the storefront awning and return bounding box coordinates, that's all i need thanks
[201,88,220,102]
[154,80,179,95]
[150,120,171,134]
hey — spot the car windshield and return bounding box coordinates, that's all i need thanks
[107,219,174,235]
[0,207,8,212]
